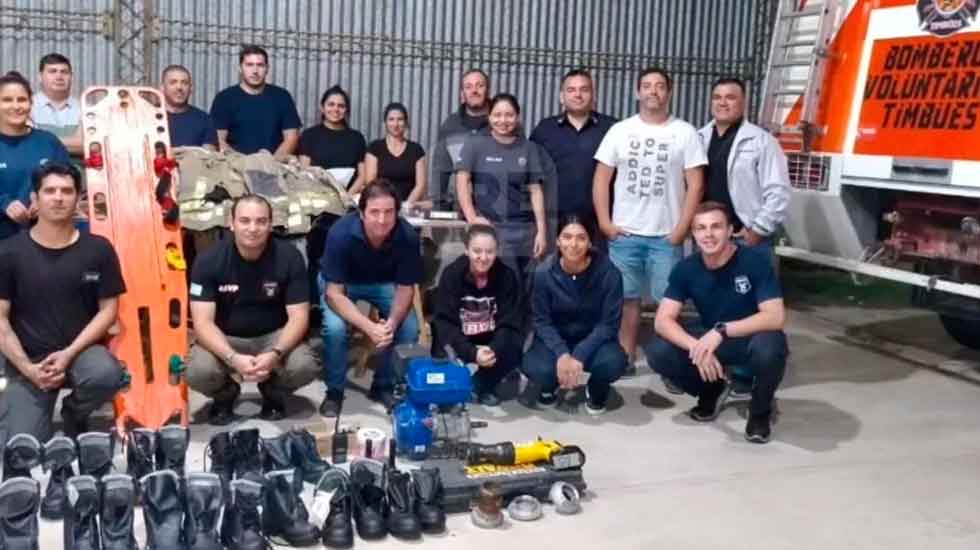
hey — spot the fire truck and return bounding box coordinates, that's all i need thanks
[763,0,980,348]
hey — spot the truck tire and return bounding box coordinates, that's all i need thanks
[939,314,980,350]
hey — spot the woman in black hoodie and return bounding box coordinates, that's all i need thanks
[432,224,524,405]
[522,214,627,414]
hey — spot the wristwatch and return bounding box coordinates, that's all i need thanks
[713,322,728,339]
[270,347,285,359]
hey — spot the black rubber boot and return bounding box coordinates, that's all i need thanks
[40,436,76,520]
[261,432,292,472]
[0,477,40,550]
[220,479,269,550]
[63,475,100,550]
[140,470,184,550]
[412,467,447,534]
[349,459,388,540]
[288,427,331,484]
[262,432,303,495]
[386,469,421,540]
[126,428,157,480]
[231,428,263,484]
[2,434,41,481]
[321,484,354,549]
[205,431,234,503]
[100,474,136,550]
[262,469,320,547]
[155,425,189,476]
[184,472,224,550]
[77,432,115,481]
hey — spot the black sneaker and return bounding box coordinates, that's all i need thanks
[207,384,241,426]
[584,387,606,416]
[367,387,397,412]
[319,390,344,418]
[538,391,558,407]
[745,413,772,444]
[688,382,730,422]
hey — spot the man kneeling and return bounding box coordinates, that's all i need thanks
[0,163,128,441]
[188,194,318,424]
[646,201,788,443]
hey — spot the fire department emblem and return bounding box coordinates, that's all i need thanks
[734,275,752,295]
[918,0,979,36]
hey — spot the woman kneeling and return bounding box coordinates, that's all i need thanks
[432,224,524,405]
[522,215,627,414]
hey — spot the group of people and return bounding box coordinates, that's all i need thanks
[0,44,793,447]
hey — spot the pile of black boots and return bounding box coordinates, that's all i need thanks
[320,458,446,548]
[0,426,446,549]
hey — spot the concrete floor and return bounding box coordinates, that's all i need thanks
[31,304,980,549]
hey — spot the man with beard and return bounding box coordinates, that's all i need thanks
[210,45,301,157]
[431,69,491,210]
[187,194,318,424]
[530,69,616,229]
[0,162,127,441]
[161,65,217,149]
[593,67,707,374]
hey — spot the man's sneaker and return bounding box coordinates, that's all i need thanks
[319,390,344,418]
[688,382,730,422]
[745,413,772,444]
[207,384,240,426]
[537,391,558,407]
[662,376,684,395]
[583,387,606,416]
[367,387,397,412]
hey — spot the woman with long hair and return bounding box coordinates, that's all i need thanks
[363,102,427,206]
[0,71,70,240]
[432,224,523,405]
[521,214,627,414]
[298,85,367,192]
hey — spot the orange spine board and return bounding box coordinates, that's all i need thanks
[80,86,189,431]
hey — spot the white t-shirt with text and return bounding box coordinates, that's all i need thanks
[594,115,706,237]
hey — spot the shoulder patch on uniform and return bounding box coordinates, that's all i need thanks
[189,283,203,297]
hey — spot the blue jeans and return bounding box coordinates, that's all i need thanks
[318,276,419,393]
[646,330,788,416]
[608,234,681,301]
[521,338,627,405]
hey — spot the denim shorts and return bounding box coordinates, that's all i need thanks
[608,234,681,301]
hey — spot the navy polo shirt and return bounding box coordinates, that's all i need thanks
[320,213,423,286]
[529,111,616,218]
[664,246,782,328]
[167,106,218,148]
[210,84,302,154]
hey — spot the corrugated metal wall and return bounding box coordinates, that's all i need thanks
[3,0,769,148]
